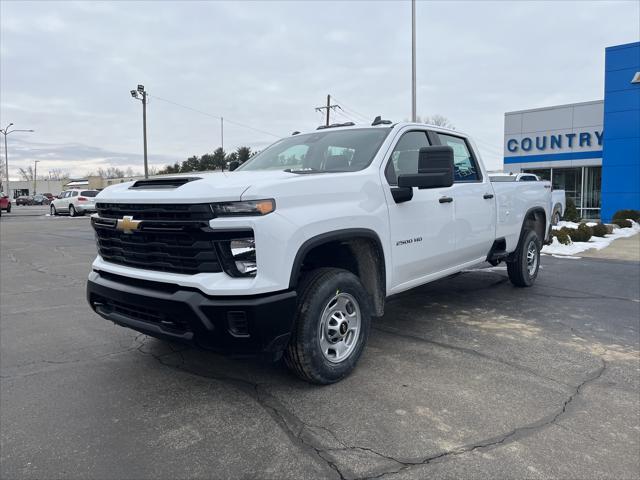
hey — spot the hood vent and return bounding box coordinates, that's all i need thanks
[129,177,201,189]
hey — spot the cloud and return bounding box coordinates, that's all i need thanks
[5,138,180,178]
[0,0,638,175]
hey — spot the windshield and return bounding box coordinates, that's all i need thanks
[238,127,392,173]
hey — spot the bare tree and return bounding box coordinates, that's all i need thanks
[420,114,455,129]
[18,166,34,181]
[48,168,69,180]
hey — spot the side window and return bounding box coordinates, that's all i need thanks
[72,191,79,197]
[436,133,480,182]
[384,131,430,185]
[64,191,71,198]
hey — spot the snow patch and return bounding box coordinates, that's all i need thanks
[543,220,640,257]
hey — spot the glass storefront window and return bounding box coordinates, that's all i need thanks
[552,168,582,210]
[519,166,602,220]
[582,166,602,220]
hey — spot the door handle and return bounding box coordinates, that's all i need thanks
[483,193,494,199]
[439,196,453,203]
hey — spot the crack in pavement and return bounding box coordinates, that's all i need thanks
[360,358,607,480]
[134,336,607,480]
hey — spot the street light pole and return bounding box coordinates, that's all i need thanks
[34,160,40,195]
[411,0,417,122]
[0,124,34,198]
[131,85,149,178]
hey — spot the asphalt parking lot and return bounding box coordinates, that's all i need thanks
[1,207,639,480]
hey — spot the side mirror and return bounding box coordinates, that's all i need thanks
[229,161,240,171]
[397,146,454,189]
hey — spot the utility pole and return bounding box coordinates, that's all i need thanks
[130,85,149,178]
[34,160,39,195]
[315,94,341,126]
[221,117,224,150]
[411,0,417,122]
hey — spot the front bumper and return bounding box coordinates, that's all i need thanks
[86,270,297,354]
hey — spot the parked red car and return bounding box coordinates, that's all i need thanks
[0,193,12,216]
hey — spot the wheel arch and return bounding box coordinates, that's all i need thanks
[289,228,387,316]
[520,207,547,245]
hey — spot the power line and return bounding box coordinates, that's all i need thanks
[150,95,282,139]
[328,95,371,123]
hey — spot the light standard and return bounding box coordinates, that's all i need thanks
[0,123,34,198]
[411,0,417,122]
[130,84,149,178]
[34,160,40,195]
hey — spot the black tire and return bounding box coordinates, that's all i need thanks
[284,268,371,384]
[6,204,10,213]
[507,230,540,287]
[552,211,561,225]
[69,205,77,217]
[50,205,57,216]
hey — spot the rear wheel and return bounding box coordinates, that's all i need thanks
[284,268,371,384]
[69,204,77,217]
[50,205,57,216]
[552,210,561,225]
[6,204,10,213]
[507,230,540,287]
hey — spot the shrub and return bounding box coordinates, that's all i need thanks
[612,209,640,222]
[612,218,633,228]
[567,223,593,242]
[552,229,572,245]
[591,223,608,237]
[562,198,580,222]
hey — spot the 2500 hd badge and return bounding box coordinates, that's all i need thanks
[396,237,423,246]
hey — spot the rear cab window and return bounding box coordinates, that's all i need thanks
[81,191,98,197]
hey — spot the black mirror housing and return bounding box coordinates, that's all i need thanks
[397,146,454,189]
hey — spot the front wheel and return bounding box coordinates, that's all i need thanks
[507,230,540,287]
[6,204,10,213]
[284,268,371,384]
[50,205,57,216]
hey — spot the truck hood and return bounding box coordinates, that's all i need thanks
[95,170,298,203]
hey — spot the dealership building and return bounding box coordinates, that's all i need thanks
[503,41,639,221]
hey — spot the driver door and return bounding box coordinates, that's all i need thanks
[382,130,456,292]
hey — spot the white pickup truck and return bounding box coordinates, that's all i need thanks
[87,121,552,384]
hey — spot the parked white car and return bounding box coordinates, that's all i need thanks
[50,189,99,216]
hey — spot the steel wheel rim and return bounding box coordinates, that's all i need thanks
[526,240,538,276]
[318,292,361,364]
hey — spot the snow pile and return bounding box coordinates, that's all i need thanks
[542,220,640,256]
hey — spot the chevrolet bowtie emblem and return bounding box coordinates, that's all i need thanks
[116,215,141,233]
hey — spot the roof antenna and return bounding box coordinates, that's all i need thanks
[371,116,392,126]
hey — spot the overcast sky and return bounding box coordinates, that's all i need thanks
[1,0,638,179]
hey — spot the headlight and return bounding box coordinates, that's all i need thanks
[211,199,275,216]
